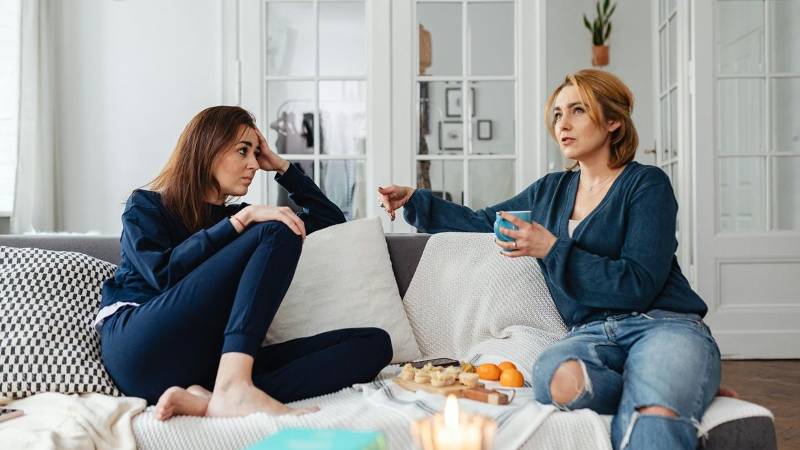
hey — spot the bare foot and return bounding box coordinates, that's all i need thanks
[205,383,319,418]
[718,386,739,398]
[187,385,212,400]
[154,386,211,421]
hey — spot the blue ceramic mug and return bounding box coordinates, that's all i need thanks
[494,210,532,243]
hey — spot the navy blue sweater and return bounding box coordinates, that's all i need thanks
[101,165,346,308]
[403,162,707,327]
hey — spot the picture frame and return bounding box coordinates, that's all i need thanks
[438,121,463,151]
[444,87,476,118]
[477,119,493,140]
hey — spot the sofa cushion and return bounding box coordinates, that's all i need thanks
[265,218,422,363]
[0,246,120,399]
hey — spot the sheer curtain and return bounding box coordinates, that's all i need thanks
[11,0,56,233]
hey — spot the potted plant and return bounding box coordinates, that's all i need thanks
[583,0,616,66]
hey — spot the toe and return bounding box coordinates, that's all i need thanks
[292,406,320,416]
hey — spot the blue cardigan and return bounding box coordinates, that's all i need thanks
[403,161,707,327]
[101,164,345,308]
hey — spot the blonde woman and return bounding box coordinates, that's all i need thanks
[378,69,720,450]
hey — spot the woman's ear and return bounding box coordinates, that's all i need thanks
[607,120,621,133]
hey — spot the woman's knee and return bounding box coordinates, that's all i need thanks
[365,328,393,367]
[534,350,587,405]
[638,405,678,417]
[345,327,393,370]
[252,220,299,237]
[250,221,303,248]
[549,360,586,405]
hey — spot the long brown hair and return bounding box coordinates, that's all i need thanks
[544,69,639,170]
[149,106,256,232]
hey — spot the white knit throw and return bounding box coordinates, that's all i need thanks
[402,232,567,378]
[131,233,771,450]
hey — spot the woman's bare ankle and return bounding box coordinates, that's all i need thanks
[211,380,248,395]
[205,383,319,417]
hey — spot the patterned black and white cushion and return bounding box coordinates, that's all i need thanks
[0,246,120,398]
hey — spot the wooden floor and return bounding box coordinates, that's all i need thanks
[721,360,800,450]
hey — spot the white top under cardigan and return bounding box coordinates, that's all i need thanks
[568,219,581,238]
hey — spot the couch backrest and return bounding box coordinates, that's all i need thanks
[0,233,431,297]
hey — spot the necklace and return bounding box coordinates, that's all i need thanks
[582,173,614,193]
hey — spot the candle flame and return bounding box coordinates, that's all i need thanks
[444,394,459,429]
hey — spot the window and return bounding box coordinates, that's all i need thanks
[0,0,21,215]
[236,0,539,228]
[716,0,800,231]
[415,0,517,208]
[260,1,368,221]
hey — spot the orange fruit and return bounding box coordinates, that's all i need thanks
[498,361,517,372]
[500,369,525,388]
[476,363,501,381]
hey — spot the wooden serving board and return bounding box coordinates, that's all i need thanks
[394,377,484,397]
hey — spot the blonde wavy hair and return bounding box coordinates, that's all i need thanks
[544,69,639,170]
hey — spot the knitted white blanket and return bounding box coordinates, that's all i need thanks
[131,233,771,449]
[402,232,567,373]
[133,233,616,450]
[132,366,616,450]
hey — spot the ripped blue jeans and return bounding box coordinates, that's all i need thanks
[532,310,721,450]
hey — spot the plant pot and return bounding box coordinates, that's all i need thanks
[592,45,610,66]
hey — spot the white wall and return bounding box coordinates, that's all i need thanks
[546,0,655,171]
[54,0,223,233]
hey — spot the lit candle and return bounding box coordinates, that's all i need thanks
[411,395,496,450]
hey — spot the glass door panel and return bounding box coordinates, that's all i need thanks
[772,156,800,230]
[717,0,764,75]
[470,81,514,155]
[769,0,800,73]
[771,78,800,153]
[719,157,766,231]
[319,80,366,156]
[321,159,366,220]
[267,81,315,156]
[265,2,315,76]
[467,2,514,76]
[417,2,462,76]
[469,160,515,208]
[319,2,366,76]
[421,160,464,205]
[717,79,764,154]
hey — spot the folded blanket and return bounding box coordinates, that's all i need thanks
[0,393,145,450]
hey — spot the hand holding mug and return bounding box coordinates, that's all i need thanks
[494,211,557,259]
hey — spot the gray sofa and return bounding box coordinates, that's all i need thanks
[0,234,777,450]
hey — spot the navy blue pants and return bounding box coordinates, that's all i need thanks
[100,221,393,405]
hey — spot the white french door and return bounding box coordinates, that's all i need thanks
[693,0,800,358]
[228,0,546,233]
[389,0,545,231]
[231,0,392,224]
[653,0,693,281]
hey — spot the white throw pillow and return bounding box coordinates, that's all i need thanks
[0,246,120,399]
[265,218,421,363]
